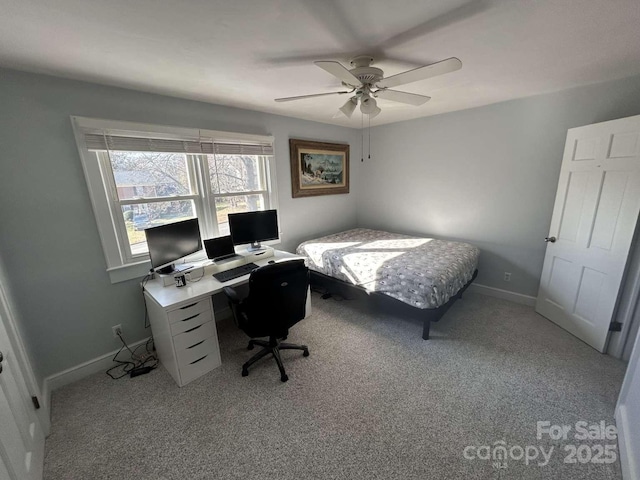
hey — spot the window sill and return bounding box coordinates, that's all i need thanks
[106,239,283,284]
[106,250,212,284]
[107,261,152,284]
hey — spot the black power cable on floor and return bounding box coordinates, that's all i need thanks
[106,332,158,380]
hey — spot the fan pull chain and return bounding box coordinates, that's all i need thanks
[368,114,371,161]
[361,112,364,162]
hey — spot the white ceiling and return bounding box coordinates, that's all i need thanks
[2,0,640,127]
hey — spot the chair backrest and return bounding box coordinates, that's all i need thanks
[242,259,309,339]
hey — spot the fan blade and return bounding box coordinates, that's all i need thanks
[275,91,350,102]
[315,61,361,87]
[298,0,365,50]
[260,50,351,68]
[375,89,431,106]
[376,1,490,51]
[376,57,462,89]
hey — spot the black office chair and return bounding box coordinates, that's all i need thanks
[223,259,310,382]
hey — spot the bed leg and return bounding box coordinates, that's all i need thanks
[422,320,431,340]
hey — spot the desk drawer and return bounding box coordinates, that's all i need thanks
[169,309,213,336]
[179,352,220,385]
[168,299,210,324]
[173,320,215,351]
[176,334,216,367]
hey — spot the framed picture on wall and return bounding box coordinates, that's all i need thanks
[289,139,350,198]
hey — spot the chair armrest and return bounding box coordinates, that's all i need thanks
[223,286,247,329]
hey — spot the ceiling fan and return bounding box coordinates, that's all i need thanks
[274,56,462,118]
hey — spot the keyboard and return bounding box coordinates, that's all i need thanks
[213,262,259,283]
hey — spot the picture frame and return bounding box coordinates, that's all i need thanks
[289,139,350,198]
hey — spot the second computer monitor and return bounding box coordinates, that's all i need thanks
[228,209,278,251]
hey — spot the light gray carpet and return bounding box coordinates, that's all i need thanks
[44,292,627,480]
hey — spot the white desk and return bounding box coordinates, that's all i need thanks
[143,249,308,387]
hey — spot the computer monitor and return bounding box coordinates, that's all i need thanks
[204,235,239,262]
[228,209,278,252]
[144,218,202,274]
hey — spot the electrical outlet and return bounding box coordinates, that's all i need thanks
[112,324,123,338]
[504,272,511,282]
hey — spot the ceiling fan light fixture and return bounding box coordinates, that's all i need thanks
[360,94,377,114]
[277,55,462,122]
[339,98,357,118]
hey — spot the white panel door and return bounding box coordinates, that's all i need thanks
[536,115,640,352]
[0,297,44,479]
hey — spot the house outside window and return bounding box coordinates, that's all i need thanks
[72,117,278,283]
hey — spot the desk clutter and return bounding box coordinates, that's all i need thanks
[155,247,274,287]
[140,210,312,387]
[143,248,311,387]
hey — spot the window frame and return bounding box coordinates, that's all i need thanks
[71,116,278,283]
[98,150,204,264]
[203,153,272,238]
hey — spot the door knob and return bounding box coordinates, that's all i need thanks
[545,236,557,243]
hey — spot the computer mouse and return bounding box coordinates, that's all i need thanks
[268,260,276,264]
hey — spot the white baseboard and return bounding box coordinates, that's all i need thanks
[41,286,533,409]
[43,337,151,409]
[468,283,537,307]
[42,309,234,412]
[616,406,638,480]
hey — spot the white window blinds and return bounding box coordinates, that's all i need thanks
[84,133,274,155]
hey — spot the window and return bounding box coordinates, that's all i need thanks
[107,150,198,256]
[72,117,277,282]
[207,154,269,235]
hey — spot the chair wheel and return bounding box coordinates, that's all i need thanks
[281,374,288,382]
[303,349,310,357]
[241,368,249,377]
[247,342,254,350]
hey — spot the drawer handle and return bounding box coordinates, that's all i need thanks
[180,302,198,310]
[187,340,205,349]
[182,313,200,322]
[190,355,207,365]
[184,324,203,333]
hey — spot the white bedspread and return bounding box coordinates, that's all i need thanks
[296,228,479,309]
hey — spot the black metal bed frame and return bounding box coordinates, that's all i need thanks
[310,269,478,340]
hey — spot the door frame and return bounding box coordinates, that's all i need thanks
[0,263,50,436]
[616,319,640,479]
[608,225,640,359]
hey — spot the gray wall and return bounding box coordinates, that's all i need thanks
[0,68,360,383]
[357,75,640,297]
[4,66,640,384]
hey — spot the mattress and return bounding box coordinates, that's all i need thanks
[297,228,479,309]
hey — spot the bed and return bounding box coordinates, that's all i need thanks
[296,228,479,339]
